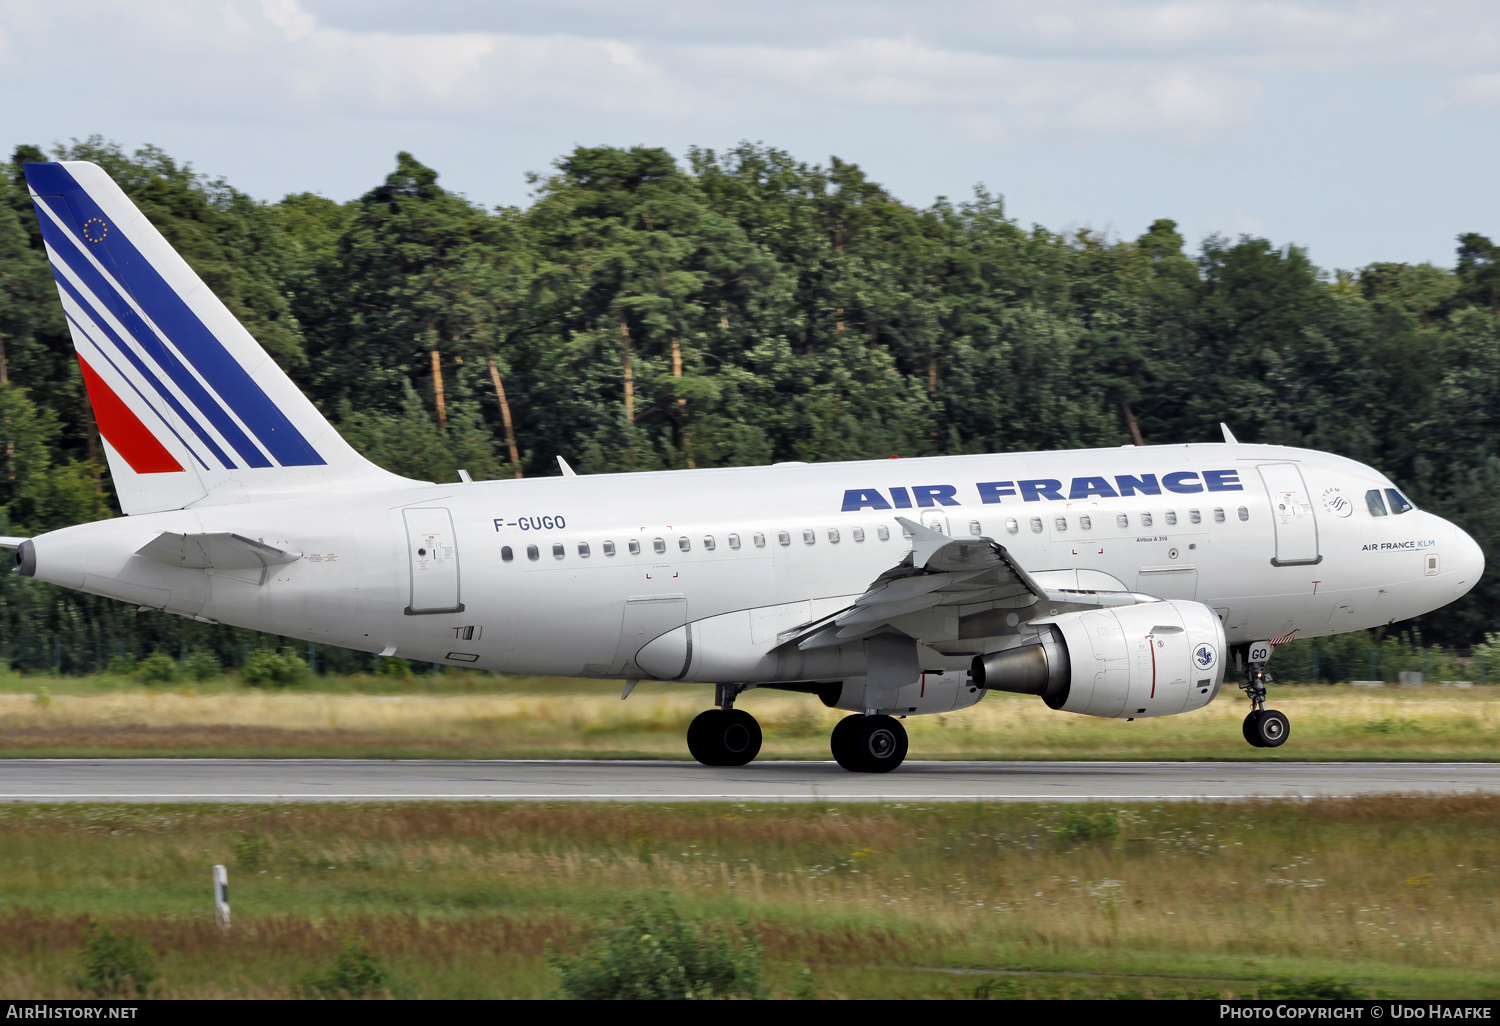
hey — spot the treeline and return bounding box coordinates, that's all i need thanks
[1,137,1498,671]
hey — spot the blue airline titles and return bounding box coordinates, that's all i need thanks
[841,470,1244,511]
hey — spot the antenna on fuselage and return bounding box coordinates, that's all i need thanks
[557,456,578,477]
[1220,423,1239,444]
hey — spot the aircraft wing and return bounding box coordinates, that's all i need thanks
[784,516,1146,651]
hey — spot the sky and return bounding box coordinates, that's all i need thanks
[3,0,1498,271]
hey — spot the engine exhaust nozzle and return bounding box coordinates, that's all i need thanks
[971,630,1070,702]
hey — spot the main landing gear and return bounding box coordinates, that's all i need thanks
[830,714,909,773]
[687,684,763,767]
[685,685,912,772]
[1239,658,1291,748]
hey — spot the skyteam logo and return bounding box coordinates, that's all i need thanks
[1194,644,1217,671]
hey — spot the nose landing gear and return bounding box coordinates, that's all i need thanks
[1239,657,1291,748]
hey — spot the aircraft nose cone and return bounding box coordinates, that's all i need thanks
[1451,523,1486,599]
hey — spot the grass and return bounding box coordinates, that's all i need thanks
[0,796,1497,998]
[0,673,1497,759]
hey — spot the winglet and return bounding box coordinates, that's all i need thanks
[894,516,951,568]
[557,456,577,477]
[1220,422,1238,444]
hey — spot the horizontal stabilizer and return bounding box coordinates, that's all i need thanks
[136,532,301,572]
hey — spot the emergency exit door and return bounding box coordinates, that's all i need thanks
[1258,463,1321,566]
[404,507,464,614]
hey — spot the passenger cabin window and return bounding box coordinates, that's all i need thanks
[501,546,514,562]
[1054,516,1068,532]
[852,527,866,542]
[754,532,766,548]
[1189,509,1202,525]
[552,543,565,559]
[1116,513,1128,529]
[778,531,791,546]
[1213,508,1226,523]
[802,529,816,545]
[1386,488,1414,515]
[1141,512,1154,528]
[1237,507,1249,522]
[968,520,982,536]
[654,538,667,554]
[1005,518,1019,535]
[828,528,840,543]
[1079,515,1092,531]
[679,536,691,552]
[703,535,716,551]
[1165,511,1178,526]
[526,544,539,561]
[628,539,641,555]
[1366,490,1388,517]
[578,542,591,557]
[728,534,741,550]
[877,526,891,541]
[1030,517,1043,534]
[603,540,616,556]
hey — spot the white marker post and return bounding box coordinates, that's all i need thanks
[213,864,230,933]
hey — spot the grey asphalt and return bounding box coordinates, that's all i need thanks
[0,759,1495,802]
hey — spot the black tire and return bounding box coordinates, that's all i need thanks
[687,709,727,765]
[687,708,763,767]
[720,708,762,766]
[830,714,864,770]
[854,715,908,773]
[1252,709,1290,748]
[1242,710,1265,748]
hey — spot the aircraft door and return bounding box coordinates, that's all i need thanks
[403,507,464,614]
[1258,463,1321,566]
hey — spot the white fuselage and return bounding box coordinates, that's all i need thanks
[26,442,1484,685]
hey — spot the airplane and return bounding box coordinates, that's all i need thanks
[8,160,1487,772]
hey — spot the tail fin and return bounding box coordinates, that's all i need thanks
[24,161,410,514]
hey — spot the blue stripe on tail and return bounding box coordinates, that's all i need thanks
[25,163,326,468]
[52,266,238,469]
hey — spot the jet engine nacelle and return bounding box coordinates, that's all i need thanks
[971,599,1226,718]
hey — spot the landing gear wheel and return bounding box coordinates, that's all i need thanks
[1244,708,1290,748]
[830,714,863,770]
[1242,710,1264,747]
[687,709,762,767]
[830,714,909,773]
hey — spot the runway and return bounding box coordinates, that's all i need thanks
[0,759,1496,802]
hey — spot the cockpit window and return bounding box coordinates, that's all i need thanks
[1366,489,1388,517]
[1385,488,1415,515]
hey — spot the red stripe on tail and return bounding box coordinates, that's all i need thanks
[76,355,183,474]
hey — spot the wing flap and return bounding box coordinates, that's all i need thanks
[780,517,1147,651]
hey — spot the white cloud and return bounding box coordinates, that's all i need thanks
[4,0,1500,154]
[1432,71,1500,112]
[261,0,318,42]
